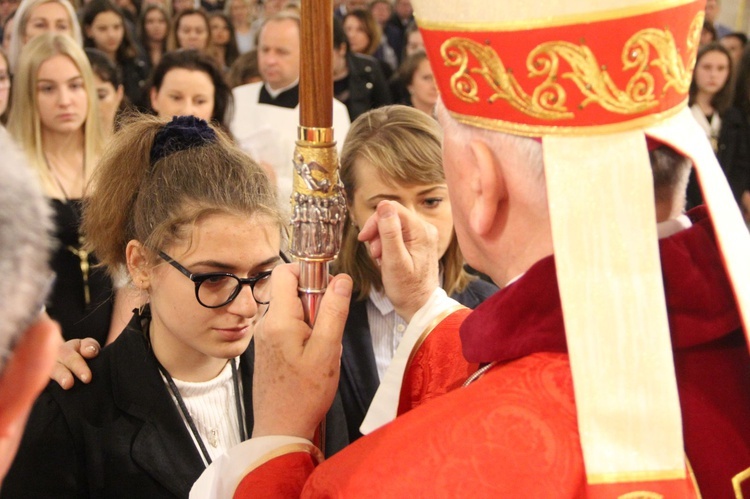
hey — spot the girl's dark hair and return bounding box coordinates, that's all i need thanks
[689,42,733,114]
[0,48,11,124]
[734,44,750,116]
[138,4,170,56]
[82,0,140,62]
[343,9,380,56]
[398,50,427,87]
[332,15,348,51]
[85,47,123,88]
[85,47,130,120]
[148,49,233,130]
[209,11,239,67]
[228,49,259,88]
[169,8,211,51]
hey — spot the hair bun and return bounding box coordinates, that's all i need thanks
[150,116,217,165]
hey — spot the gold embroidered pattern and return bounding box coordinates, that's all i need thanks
[618,493,664,499]
[440,12,702,120]
[441,37,572,120]
[733,466,750,498]
[622,11,703,97]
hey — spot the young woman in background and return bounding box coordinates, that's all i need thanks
[334,105,497,442]
[7,33,115,343]
[148,48,233,131]
[139,4,170,69]
[82,0,148,105]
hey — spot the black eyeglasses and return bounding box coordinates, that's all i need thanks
[159,251,273,308]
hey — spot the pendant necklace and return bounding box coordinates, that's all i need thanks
[45,154,91,306]
[155,356,247,466]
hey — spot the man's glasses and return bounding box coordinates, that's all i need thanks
[159,251,272,308]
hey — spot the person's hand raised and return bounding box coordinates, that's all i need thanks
[251,264,352,441]
[358,200,440,322]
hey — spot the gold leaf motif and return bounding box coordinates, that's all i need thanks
[439,11,703,120]
[622,11,703,97]
[618,493,664,499]
[528,41,657,114]
[441,37,572,119]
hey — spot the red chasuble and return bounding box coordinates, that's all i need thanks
[235,207,750,498]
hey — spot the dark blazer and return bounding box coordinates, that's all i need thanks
[687,106,750,209]
[340,52,393,122]
[3,312,348,498]
[338,278,498,443]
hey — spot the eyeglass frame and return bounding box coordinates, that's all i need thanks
[158,251,273,308]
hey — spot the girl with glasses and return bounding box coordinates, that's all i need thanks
[1,114,348,497]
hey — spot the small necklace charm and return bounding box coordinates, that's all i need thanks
[207,428,219,448]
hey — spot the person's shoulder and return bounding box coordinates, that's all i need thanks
[348,52,380,71]
[46,328,145,410]
[451,278,499,309]
[232,81,263,102]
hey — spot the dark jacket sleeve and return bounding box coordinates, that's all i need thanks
[718,107,750,198]
[346,53,393,121]
[1,388,87,498]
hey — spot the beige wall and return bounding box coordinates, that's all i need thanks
[720,0,750,34]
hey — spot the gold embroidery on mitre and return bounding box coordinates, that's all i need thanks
[618,493,664,499]
[529,41,656,115]
[440,11,703,120]
[441,38,572,120]
[733,466,750,498]
[622,10,703,97]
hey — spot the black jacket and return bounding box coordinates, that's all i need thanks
[338,278,498,443]
[337,52,393,122]
[3,311,348,498]
[687,106,750,209]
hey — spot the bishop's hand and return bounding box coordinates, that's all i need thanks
[251,264,352,441]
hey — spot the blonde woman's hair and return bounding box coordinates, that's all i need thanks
[7,33,103,196]
[335,104,473,300]
[8,0,82,70]
[82,114,284,278]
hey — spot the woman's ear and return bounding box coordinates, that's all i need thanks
[149,87,159,113]
[126,240,152,291]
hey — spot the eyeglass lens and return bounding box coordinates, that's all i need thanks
[197,274,271,307]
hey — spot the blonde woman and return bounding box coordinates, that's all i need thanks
[334,105,497,442]
[7,33,119,345]
[7,0,81,70]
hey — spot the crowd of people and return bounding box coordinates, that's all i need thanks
[0,0,436,346]
[0,0,747,498]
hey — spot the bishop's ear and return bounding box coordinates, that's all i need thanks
[467,138,505,236]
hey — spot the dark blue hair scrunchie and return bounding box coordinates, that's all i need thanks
[149,116,217,165]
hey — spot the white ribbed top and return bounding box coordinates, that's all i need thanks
[166,359,245,466]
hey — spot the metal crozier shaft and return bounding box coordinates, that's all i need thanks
[289,127,345,325]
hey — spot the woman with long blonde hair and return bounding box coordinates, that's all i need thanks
[7,0,81,70]
[334,105,497,442]
[7,33,117,344]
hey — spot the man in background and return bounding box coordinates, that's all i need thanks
[231,11,350,209]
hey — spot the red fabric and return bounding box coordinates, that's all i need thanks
[458,207,750,498]
[397,307,476,415]
[306,353,587,497]
[236,207,749,497]
[420,1,701,131]
[233,452,315,499]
